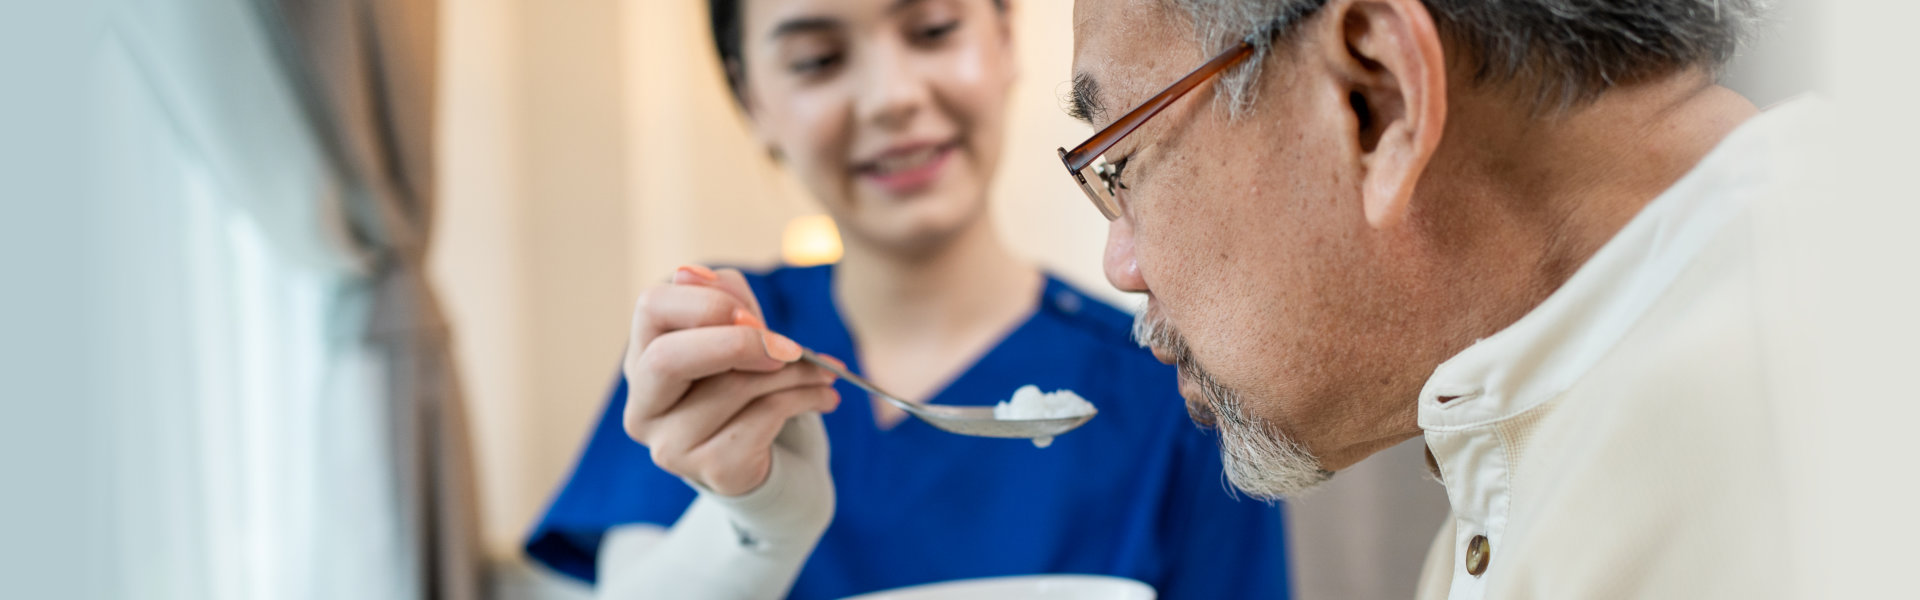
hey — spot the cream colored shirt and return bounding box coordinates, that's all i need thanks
[1414,100,1829,599]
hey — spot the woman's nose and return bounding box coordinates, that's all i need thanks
[856,44,929,131]
[1103,217,1148,294]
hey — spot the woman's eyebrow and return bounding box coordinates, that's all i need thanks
[769,16,840,40]
[886,0,933,14]
[770,0,936,40]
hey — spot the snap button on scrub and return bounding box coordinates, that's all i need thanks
[1052,290,1081,314]
[1466,534,1491,576]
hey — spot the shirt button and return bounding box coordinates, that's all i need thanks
[1465,534,1491,576]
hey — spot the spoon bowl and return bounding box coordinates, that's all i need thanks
[800,350,1096,440]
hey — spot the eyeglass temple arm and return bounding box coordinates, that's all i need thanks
[1061,40,1257,171]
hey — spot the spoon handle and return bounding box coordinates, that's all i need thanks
[798,349,920,413]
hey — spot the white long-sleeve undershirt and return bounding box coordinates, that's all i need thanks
[594,415,835,600]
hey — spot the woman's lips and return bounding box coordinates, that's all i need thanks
[855,142,958,196]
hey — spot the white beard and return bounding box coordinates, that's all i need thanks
[1133,307,1332,500]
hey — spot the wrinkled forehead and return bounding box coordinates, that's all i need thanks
[1070,0,1203,126]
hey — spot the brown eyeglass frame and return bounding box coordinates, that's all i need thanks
[1057,37,1260,220]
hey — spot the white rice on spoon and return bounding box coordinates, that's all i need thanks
[992,385,1095,448]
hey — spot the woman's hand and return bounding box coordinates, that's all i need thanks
[622,265,841,497]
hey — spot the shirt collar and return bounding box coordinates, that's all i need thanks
[1417,100,1808,432]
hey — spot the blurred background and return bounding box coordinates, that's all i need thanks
[11,0,1906,599]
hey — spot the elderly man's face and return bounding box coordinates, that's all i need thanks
[1073,0,1437,494]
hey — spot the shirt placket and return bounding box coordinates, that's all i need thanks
[1422,380,1514,600]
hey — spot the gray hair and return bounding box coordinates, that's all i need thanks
[1170,0,1765,113]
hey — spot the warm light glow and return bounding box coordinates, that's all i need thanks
[781,214,843,266]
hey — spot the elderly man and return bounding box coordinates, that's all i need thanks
[1063,0,1825,597]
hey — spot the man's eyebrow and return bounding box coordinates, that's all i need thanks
[1067,72,1105,125]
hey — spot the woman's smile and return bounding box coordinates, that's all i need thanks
[852,139,961,196]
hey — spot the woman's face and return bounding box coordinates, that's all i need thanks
[737,0,1016,255]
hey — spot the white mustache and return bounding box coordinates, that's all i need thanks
[1131,305,1333,500]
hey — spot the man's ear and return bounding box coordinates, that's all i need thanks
[1325,0,1447,229]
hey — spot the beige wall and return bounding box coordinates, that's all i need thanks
[435,0,1120,568]
[436,0,534,565]
[435,0,638,570]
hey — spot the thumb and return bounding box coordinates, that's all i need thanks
[711,268,765,323]
[671,265,766,323]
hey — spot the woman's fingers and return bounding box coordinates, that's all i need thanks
[670,264,719,286]
[710,268,764,320]
[637,363,836,461]
[627,283,753,348]
[624,325,804,425]
[665,265,763,327]
[619,264,837,495]
[686,385,842,496]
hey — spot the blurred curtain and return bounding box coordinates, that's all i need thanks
[250,1,484,599]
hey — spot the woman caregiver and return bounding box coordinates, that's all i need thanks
[525,0,1291,597]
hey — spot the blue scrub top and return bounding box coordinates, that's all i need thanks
[526,265,1291,599]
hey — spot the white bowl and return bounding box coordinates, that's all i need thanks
[841,574,1155,600]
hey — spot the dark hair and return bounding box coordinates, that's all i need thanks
[707,0,1007,105]
[707,0,747,103]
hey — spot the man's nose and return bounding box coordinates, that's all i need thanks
[1104,217,1148,294]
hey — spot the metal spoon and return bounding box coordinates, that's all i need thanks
[799,349,1096,440]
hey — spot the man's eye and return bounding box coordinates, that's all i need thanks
[1106,157,1131,189]
[789,53,842,75]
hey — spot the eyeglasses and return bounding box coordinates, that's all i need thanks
[1056,28,1276,221]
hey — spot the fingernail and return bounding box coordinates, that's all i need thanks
[732,307,763,328]
[761,331,803,362]
[814,353,847,370]
[813,363,840,383]
[674,265,718,284]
